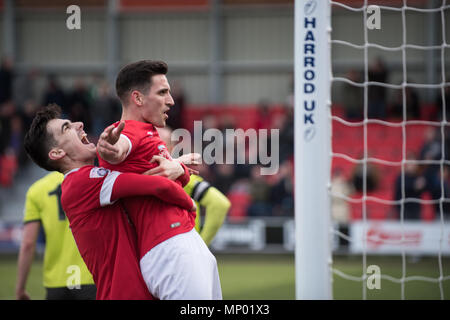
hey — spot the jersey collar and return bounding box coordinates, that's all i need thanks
[64,168,80,179]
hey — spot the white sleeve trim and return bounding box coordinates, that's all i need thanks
[120,134,133,159]
[100,171,121,207]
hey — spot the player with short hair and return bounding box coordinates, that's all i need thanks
[157,126,231,246]
[16,171,96,300]
[23,104,196,300]
[97,60,222,300]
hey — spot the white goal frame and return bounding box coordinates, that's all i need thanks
[294,0,450,300]
[294,0,333,300]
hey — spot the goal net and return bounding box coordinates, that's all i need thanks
[294,0,450,299]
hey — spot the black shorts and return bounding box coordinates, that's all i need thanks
[45,284,97,300]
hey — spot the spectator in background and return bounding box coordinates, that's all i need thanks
[440,167,450,220]
[9,115,25,162]
[393,160,426,220]
[436,77,450,121]
[391,83,420,120]
[405,85,420,120]
[255,100,271,131]
[220,114,238,144]
[165,80,186,130]
[0,101,15,157]
[0,56,13,105]
[331,168,353,223]
[91,80,121,136]
[426,165,450,219]
[247,165,272,217]
[270,160,294,217]
[212,163,236,195]
[20,100,39,133]
[220,115,252,181]
[368,57,388,119]
[14,69,38,110]
[420,127,441,162]
[42,75,67,115]
[0,101,18,185]
[352,160,379,194]
[17,100,38,167]
[68,78,93,134]
[419,127,441,196]
[418,128,450,219]
[278,104,294,163]
[342,69,363,120]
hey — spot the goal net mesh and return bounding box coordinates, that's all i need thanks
[329,0,450,299]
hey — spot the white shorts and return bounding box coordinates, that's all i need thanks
[140,228,222,300]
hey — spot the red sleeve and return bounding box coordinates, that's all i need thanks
[176,163,191,187]
[111,173,194,211]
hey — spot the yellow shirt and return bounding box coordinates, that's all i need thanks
[23,172,94,288]
[184,174,230,245]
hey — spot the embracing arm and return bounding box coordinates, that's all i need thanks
[174,153,202,186]
[144,155,192,187]
[110,172,195,211]
[177,163,191,187]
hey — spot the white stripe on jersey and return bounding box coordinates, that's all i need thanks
[120,134,133,159]
[99,171,121,206]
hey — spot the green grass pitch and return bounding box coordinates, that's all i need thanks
[1,254,449,300]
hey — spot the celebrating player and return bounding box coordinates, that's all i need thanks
[23,104,196,300]
[97,60,222,300]
[157,126,231,246]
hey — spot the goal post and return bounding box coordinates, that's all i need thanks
[295,0,450,301]
[294,0,333,300]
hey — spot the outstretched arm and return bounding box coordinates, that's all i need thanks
[110,172,196,211]
[97,122,130,165]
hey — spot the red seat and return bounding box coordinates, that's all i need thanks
[227,191,251,223]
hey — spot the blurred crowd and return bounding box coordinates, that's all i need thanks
[340,57,450,122]
[0,57,295,222]
[2,54,450,222]
[0,57,122,186]
[332,128,450,223]
[333,57,450,223]
[191,100,295,221]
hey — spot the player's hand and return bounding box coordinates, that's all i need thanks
[175,153,201,175]
[176,153,202,165]
[97,121,125,163]
[144,155,184,181]
[16,289,30,300]
[186,166,199,176]
[102,121,125,145]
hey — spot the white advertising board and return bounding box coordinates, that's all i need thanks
[350,221,450,255]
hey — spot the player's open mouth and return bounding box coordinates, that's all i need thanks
[80,133,90,145]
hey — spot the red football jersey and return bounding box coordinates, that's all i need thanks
[61,166,153,300]
[98,120,196,259]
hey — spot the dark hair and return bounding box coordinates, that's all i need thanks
[115,60,168,103]
[24,104,62,172]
